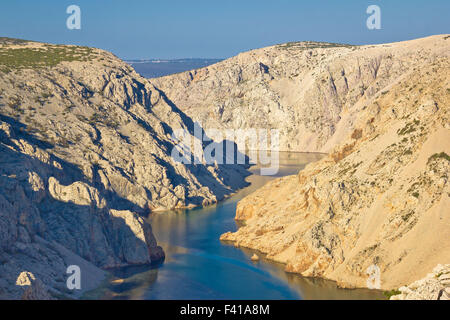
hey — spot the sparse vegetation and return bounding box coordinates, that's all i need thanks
[0,40,95,70]
[351,129,363,140]
[65,104,76,112]
[427,152,450,164]
[277,41,356,51]
[7,96,21,109]
[398,119,420,136]
[403,149,413,156]
[86,110,120,130]
[34,92,54,106]
[369,56,383,79]
[401,210,415,222]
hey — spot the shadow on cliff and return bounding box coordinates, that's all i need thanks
[150,87,252,204]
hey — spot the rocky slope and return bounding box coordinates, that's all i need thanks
[153,35,449,153]
[0,38,248,299]
[221,35,450,291]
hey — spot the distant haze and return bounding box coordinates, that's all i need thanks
[128,58,223,78]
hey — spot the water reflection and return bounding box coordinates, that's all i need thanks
[95,152,384,300]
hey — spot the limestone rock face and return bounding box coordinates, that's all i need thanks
[154,35,450,153]
[221,35,450,290]
[0,38,248,299]
[391,264,450,300]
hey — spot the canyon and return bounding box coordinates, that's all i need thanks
[0,34,449,299]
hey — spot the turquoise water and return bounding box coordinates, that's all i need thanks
[98,153,384,300]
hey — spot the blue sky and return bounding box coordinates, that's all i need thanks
[0,0,449,59]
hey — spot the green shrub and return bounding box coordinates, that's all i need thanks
[398,119,420,136]
[383,289,401,299]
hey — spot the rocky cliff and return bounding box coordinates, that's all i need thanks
[153,35,449,153]
[221,35,450,291]
[0,38,248,299]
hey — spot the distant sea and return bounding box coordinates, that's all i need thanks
[126,58,223,79]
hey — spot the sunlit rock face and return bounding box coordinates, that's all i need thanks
[390,264,450,300]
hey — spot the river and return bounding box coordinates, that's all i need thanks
[94,152,384,300]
